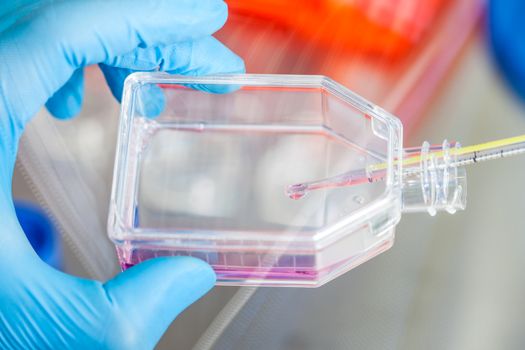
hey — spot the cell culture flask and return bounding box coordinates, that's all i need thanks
[108,73,465,287]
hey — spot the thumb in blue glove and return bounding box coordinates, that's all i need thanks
[0,1,244,348]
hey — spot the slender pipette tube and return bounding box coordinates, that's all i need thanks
[286,134,525,200]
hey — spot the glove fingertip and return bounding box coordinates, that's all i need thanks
[46,91,83,120]
[141,256,217,297]
[46,69,84,119]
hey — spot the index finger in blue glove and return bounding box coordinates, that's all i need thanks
[50,35,246,119]
[103,36,245,97]
[96,36,245,117]
[45,68,85,120]
[0,0,228,126]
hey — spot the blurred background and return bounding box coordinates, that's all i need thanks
[12,0,525,348]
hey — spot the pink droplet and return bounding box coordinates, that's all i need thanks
[286,183,308,200]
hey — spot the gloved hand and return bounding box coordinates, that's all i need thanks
[0,1,244,349]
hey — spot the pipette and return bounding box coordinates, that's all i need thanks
[287,134,525,200]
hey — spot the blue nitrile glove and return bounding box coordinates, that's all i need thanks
[0,1,244,349]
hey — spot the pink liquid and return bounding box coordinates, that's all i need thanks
[117,246,322,281]
[116,239,393,285]
[286,168,387,200]
[286,183,308,200]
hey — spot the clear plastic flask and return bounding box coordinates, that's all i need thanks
[108,73,466,287]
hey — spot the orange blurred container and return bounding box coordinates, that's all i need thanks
[217,0,483,136]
